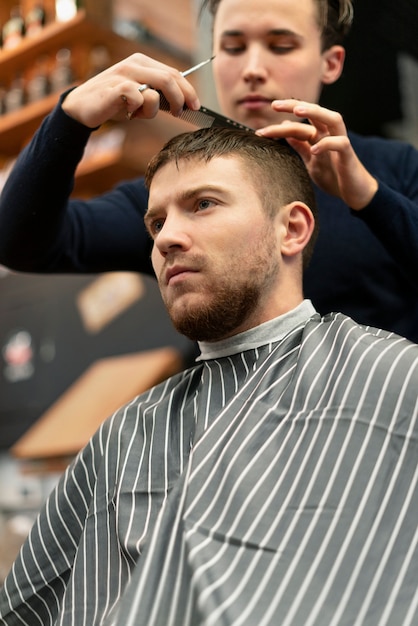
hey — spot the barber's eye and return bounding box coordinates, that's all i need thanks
[269,37,297,54]
[221,38,245,55]
[223,45,245,54]
[271,44,294,54]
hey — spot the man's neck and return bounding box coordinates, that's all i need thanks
[197,300,316,361]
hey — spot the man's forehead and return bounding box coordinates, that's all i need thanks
[152,154,246,184]
[148,155,252,203]
[214,0,318,30]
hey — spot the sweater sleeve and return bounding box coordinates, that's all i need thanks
[352,137,418,290]
[0,93,154,275]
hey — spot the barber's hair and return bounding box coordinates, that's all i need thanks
[145,127,318,268]
[200,0,353,49]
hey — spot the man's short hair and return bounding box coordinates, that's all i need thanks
[144,127,318,268]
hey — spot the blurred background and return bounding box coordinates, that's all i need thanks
[0,0,418,580]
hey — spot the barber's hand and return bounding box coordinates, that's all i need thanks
[256,99,378,211]
[62,53,201,129]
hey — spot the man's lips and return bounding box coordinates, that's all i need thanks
[238,95,273,110]
[165,265,197,286]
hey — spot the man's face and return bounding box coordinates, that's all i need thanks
[145,156,283,342]
[212,0,339,129]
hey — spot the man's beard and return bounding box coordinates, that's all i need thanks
[160,230,279,342]
[168,278,262,342]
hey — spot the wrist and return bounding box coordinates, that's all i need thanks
[60,88,100,130]
[61,88,83,123]
[350,176,379,211]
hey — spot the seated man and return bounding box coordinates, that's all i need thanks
[1,128,417,626]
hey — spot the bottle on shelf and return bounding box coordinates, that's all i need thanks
[4,75,25,113]
[26,56,50,103]
[2,6,25,50]
[0,85,7,115]
[25,4,47,38]
[49,48,73,92]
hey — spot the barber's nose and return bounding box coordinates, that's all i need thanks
[242,46,268,83]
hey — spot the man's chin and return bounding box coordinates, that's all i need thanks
[165,296,224,342]
[169,311,210,342]
[165,294,205,326]
[164,289,206,312]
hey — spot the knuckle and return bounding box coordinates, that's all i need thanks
[160,70,177,89]
[131,52,147,63]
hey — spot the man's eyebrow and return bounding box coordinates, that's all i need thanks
[178,184,227,201]
[220,28,298,37]
[145,184,228,223]
[144,206,159,227]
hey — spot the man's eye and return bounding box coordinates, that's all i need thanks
[223,45,245,55]
[220,39,245,55]
[268,37,297,54]
[197,199,214,211]
[151,219,165,235]
[271,44,294,54]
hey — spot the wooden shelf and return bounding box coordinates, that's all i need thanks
[0,10,192,85]
[0,8,195,194]
[0,91,67,155]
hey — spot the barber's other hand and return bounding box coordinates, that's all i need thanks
[62,53,201,129]
[256,99,378,211]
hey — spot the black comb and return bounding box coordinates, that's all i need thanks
[159,93,254,133]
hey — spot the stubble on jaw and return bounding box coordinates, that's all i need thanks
[167,278,261,342]
[161,225,280,343]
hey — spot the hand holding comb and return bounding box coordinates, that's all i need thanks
[134,57,254,132]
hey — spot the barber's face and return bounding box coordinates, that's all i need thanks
[145,157,282,342]
[212,0,339,129]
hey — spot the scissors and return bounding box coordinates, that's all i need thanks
[137,56,215,93]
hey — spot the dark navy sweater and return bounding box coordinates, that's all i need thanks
[1,97,418,341]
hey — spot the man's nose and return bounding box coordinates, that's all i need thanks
[242,46,268,83]
[154,214,191,256]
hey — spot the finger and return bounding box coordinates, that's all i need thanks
[127,88,161,120]
[256,121,317,143]
[126,64,200,115]
[272,100,346,135]
[292,104,345,136]
[270,98,306,111]
[310,135,351,155]
[145,71,200,115]
[120,94,133,120]
[285,138,314,163]
[114,55,200,115]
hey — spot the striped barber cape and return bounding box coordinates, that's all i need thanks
[1,311,418,625]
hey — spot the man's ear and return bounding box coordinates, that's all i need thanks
[321,45,345,85]
[280,202,315,258]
